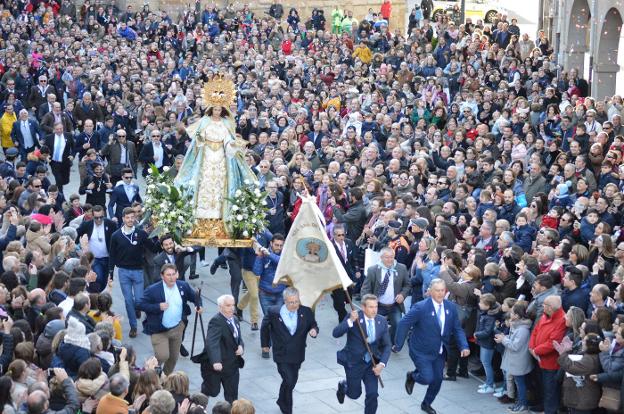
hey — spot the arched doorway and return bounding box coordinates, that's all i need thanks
[564,0,590,77]
[594,8,623,98]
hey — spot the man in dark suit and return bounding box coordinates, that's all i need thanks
[330,225,358,322]
[361,247,411,344]
[11,109,41,160]
[137,263,202,375]
[333,294,391,414]
[139,129,171,176]
[394,279,470,414]
[37,92,57,120]
[308,119,325,149]
[27,75,55,113]
[73,92,104,128]
[149,234,196,284]
[107,168,142,223]
[76,205,116,292]
[199,294,244,403]
[40,102,73,135]
[44,122,74,193]
[74,119,103,158]
[260,287,318,414]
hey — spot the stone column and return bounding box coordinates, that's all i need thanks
[592,63,619,100]
[562,49,587,75]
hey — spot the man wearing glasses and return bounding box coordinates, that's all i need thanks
[27,75,55,113]
[107,168,142,223]
[76,205,116,292]
[139,129,171,177]
[100,128,138,184]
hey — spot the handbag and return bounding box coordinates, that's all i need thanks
[598,386,621,412]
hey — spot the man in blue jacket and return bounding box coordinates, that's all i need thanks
[137,263,202,375]
[254,233,286,320]
[393,278,470,414]
[333,294,391,414]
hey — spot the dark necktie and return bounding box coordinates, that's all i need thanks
[378,269,391,296]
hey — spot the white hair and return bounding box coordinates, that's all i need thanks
[217,294,235,307]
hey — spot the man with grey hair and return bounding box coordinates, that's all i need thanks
[11,108,41,160]
[529,295,566,414]
[199,294,244,403]
[260,287,318,414]
[146,390,176,414]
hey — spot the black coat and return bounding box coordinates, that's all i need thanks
[332,238,357,279]
[260,305,318,364]
[201,313,244,373]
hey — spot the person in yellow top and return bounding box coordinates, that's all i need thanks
[89,292,123,341]
[352,40,373,64]
[0,104,17,150]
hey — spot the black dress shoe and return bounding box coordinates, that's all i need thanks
[209,262,219,275]
[405,371,415,395]
[180,344,189,357]
[336,380,346,404]
[236,308,243,320]
[443,374,456,381]
[457,371,469,378]
[421,403,437,414]
[251,323,259,331]
[189,273,199,280]
[129,328,137,338]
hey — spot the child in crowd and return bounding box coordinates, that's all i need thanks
[474,293,502,394]
[512,213,536,252]
[495,302,533,413]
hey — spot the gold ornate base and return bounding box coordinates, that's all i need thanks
[182,218,253,247]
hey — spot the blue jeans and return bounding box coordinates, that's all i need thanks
[91,257,109,293]
[480,347,495,387]
[118,268,145,329]
[377,303,401,344]
[259,290,284,315]
[513,375,527,406]
[542,369,560,414]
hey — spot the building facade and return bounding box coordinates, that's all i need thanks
[551,0,624,98]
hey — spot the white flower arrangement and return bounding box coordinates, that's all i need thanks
[225,182,269,239]
[143,165,195,243]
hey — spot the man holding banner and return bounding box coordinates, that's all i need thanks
[333,294,391,414]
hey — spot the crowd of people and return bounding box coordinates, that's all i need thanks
[0,0,624,413]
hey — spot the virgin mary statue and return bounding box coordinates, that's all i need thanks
[174,75,257,244]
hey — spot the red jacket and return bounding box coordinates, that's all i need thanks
[380,1,392,19]
[529,307,567,370]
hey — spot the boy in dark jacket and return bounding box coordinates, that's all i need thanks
[474,293,502,393]
[512,213,536,252]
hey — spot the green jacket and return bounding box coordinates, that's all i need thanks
[331,9,344,27]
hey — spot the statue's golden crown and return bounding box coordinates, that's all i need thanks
[202,75,236,108]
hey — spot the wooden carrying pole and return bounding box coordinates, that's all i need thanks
[344,289,385,388]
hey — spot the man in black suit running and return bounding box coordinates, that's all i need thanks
[200,294,244,403]
[261,287,319,414]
